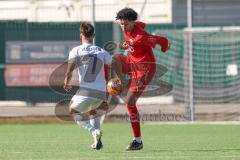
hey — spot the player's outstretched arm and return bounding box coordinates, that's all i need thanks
[154,35,170,52]
[129,34,170,53]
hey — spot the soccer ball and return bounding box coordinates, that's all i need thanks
[107,78,123,95]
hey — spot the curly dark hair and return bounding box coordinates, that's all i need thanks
[116,8,138,21]
[80,22,95,38]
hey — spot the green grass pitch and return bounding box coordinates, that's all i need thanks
[0,123,240,160]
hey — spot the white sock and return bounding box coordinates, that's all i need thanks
[90,116,101,130]
[73,114,96,134]
[134,137,142,143]
[80,120,96,133]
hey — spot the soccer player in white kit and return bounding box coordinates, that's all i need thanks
[63,22,114,150]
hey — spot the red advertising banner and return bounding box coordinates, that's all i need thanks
[5,64,79,87]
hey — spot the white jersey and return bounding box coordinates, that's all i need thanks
[69,43,112,92]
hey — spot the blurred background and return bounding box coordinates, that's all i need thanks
[0,0,240,123]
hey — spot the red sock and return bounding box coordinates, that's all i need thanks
[127,105,141,138]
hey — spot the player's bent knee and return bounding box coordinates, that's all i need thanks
[113,54,120,58]
[113,54,124,62]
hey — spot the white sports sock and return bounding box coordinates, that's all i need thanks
[80,120,96,133]
[73,114,95,134]
[90,116,101,130]
[134,137,142,143]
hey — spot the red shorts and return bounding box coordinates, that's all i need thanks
[115,54,156,98]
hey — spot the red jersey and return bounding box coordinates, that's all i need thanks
[118,22,169,97]
[123,21,169,63]
[123,21,155,62]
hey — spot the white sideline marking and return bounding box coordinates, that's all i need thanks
[0,101,27,107]
[144,121,240,125]
[118,96,173,105]
[93,155,240,160]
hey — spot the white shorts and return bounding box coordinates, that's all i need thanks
[70,95,103,113]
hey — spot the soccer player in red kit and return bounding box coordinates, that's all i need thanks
[114,8,170,151]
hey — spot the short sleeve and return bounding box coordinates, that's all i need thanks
[68,49,77,63]
[103,50,112,65]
